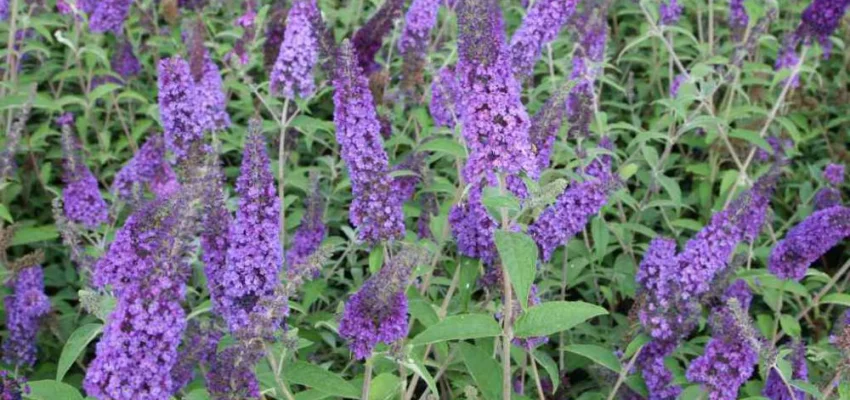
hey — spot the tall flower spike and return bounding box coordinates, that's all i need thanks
[60,120,109,228]
[768,206,850,281]
[685,282,758,400]
[89,0,132,33]
[2,265,50,368]
[728,0,748,38]
[509,0,578,77]
[194,52,231,132]
[286,178,326,281]
[201,161,232,321]
[636,339,681,400]
[636,237,695,342]
[332,40,405,243]
[270,0,320,99]
[351,0,405,73]
[762,342,808,400]
[528,146,615,261]
[263,1,289,71]
[678,168,780,298]
[449,184,498,263]
[456,0,535,183]
[112,39,141,80]
[206,346,262,400]
[398,0,439,96]
[339,248,425,359]
[795,0,850,55]
[429,67,459,128]
[528,87,569,172]
[113,134,179,200]
[158,56,204,163]
[222,119,283,332]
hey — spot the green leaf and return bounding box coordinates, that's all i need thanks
[563,344,621,373]
[24,381,84,400]
[56,323,103,382]
[779,314,801,338]
[494,231,538,310]
[368,244,384,274]
[619,163,639,180]
[514,301,607,338]
[368,373,400,400]
[399,355,438,396]
[11,225,58,246]
[820,293,850,307]
[0,204,13,223]
[287,360,360,399]
[459,343,502,400]
[184,389,212,400]
[419,137,467,159]
[409,314,502,346]
[729,129,772,153]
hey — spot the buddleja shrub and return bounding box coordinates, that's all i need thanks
[1,0,850,399]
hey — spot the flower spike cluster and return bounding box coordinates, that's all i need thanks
[339,248,425,359]
[200,161,232,321]
[449,184,498,264]
[60,120,109,228]
[332,40,405,243]
[158,56,205,163]
[397,0,439,58]
[89,0,132,33]
[286,179,326,280]
[768,206,850,280]
[456,0,535,183]
[351,0,405,73]
[195,52,231,132]
[2,265,50,368]
[221,120,283,333]
[429,67,459,128]
[762,342,808,400]
[509,0,578,77]
[270,0,321,99]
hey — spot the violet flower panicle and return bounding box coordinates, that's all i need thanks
[286,181,326,280]
[112,134,179,200]
[351,0,405,74]
[270,0,320,99]
[2,266,50,368]
[397,0,440,57]
[768,206,850,281]
[157,56,205,163]
[824,163,845,186]
[762,342,808,400]
[331,40,405,243]
[200,161,232,321]
[429,67,459,128]
[509,0,578,77]
[60,119,109,228]
[449,183,498,264]
[194,52,231,132]
[89,0,132,33]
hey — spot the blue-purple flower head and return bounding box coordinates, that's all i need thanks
[769,206,850,281]
[824,163,845,187]
[60,120,109,228]
[200,162,232,322]
[112,39,141,80]
[351,0,405,74]
[670,74,687,98]
[221,119,283,333]
[286,181,326,278]
[397,0,440,58]
[157,56,205,163]
[729,0,749,37]
[332,40,405,243]
[339,248,424,359]
[763,342,808,400]
[206,346,262,400]
[449,184,498,263]
[194,52,231,132]
[271,0,321,99]
[113,134,179,200]
[527,88,569,172]
[796,0,850,55]
[636,339,681,400]
[0,371,28,399]
[456,0,535,183]
[2,266,50,368]
[509,0,578,77]
[659,0,683,25]
[429,67,459,128]
[89,0,132,33]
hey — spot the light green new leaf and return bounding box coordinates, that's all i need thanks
[459,343,502,400]
[820,293,850,307]
[409,314,501,346]
[494,231,537,311]
[563,344,622,373]
[56,323,103,382]
[514,301,607,338]
[287,360,359,399]
[24,381,84,400]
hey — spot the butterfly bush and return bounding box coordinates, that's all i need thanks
[769,206,850,280]
[659,0,683,25]
[60,120,109,228]
[332,40,405,243]
[270,0,320,99]
[567,7,607,139]
[429,67,459,128]
[509,0,578,77]
[112,39,141,80]
[686,281,758,400]
[286,182,326,277]
[449,184,498,263]
[206,346,262,399]
[351,0,404,73]
[455,0,535,183]
[824,163,845,186]
[398,0,439,58]
[113,134,179,200]
[221,122,283,332]
[728,0,748,36]
[339,249,423,359]
[762,342,808,400]
[201,162,231,320]
[158,56,205,163]
[195,52,231,132]
[89,0,132,33]
[2,266,49,368]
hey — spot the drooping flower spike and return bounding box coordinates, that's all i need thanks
[270,0,321,99]
[768,206,850,281]
[157,56,205,163]
[429,67,459,129]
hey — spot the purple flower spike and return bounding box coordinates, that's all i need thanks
[157,56,204,163]
[270,0,321,99]
[686,283,758,400]
[85,285,187,400]
[195,52,231,132]
[112,39,141,80]
[61,121,109,228]
[637,339,681,400]
[659,0,683,25]
[509,0,578,77]
[449,184,498,264]
[222,120,283,333]
[2,266,50,368]
[201,163,232,321]
[768,206,850,281]
[286,182,326,278]
[797,0,850,55]
[814,187,842,210]
[637,237,686,342]
[351,0,405,73]
[113,134,179,200]
[729,0,749,37]
[332,41,405,243]
[398,0,440,57]
[206,347,262,400]
[456,0,535,183]
[824,163,845,186]
[339,249,422,359]
[89,0,132,33]
[429,67,459,128]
